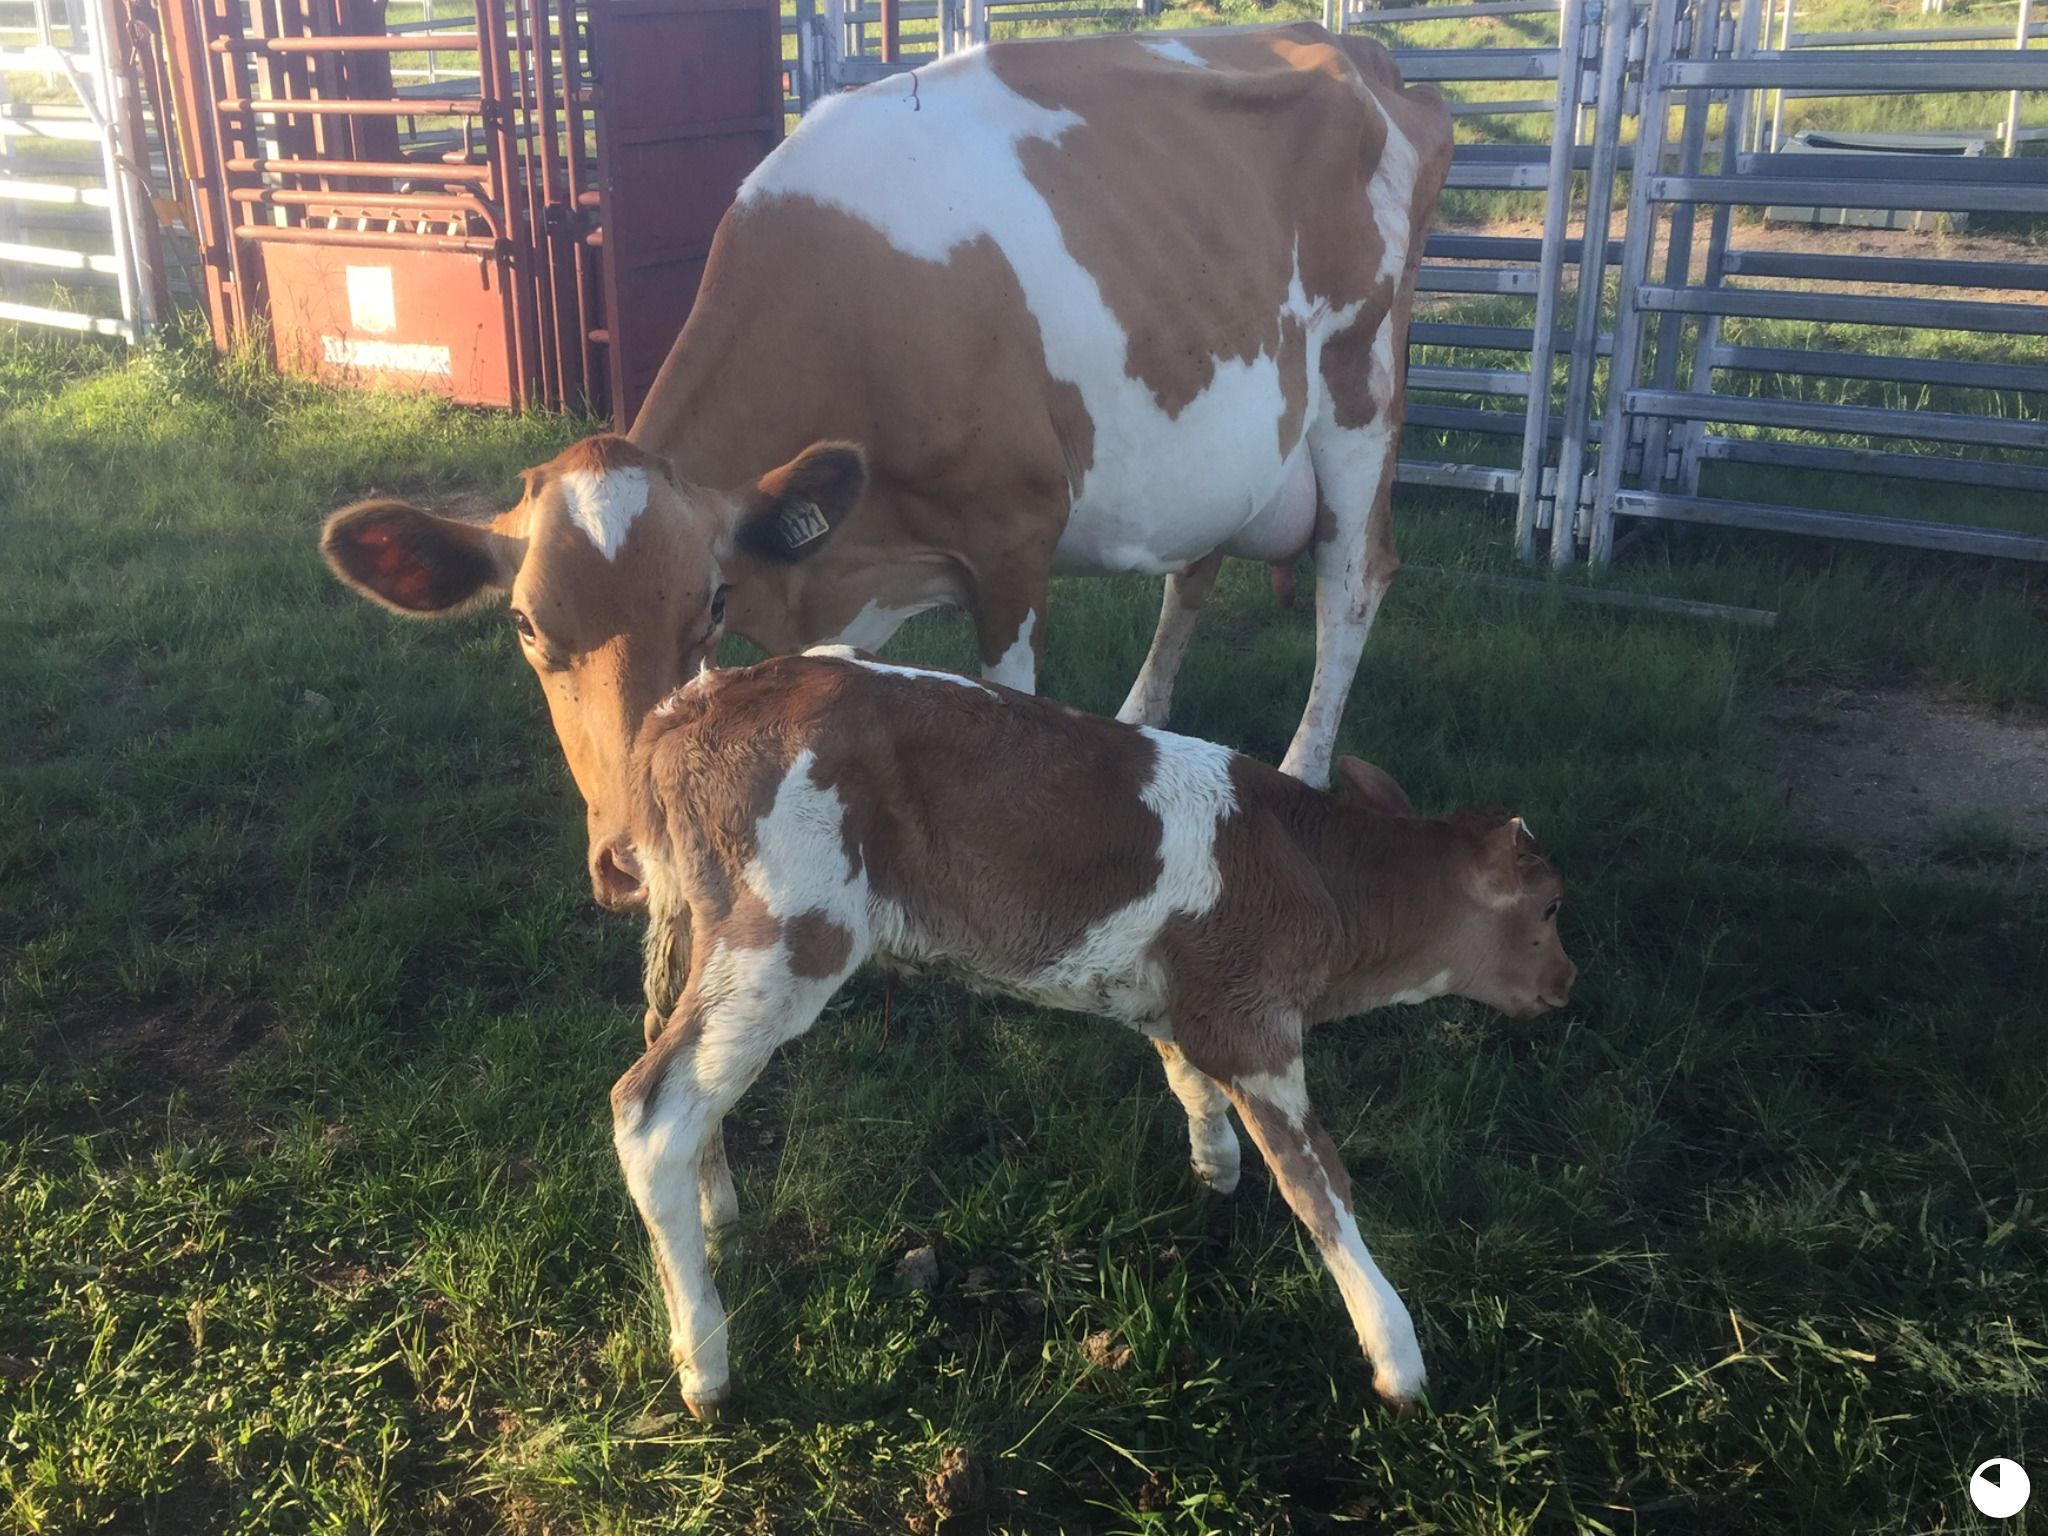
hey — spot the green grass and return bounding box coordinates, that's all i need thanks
[3,329,2047,1534]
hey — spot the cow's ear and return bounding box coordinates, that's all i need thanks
[731,441,866,563]
[1334,755,1417,819]
[322,500,522,616]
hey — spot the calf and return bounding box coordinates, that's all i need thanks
[615,651,1576,1417]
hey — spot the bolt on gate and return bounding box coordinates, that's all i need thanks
[155,0,779,420]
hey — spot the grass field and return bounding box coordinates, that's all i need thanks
[2,328,2046,1534]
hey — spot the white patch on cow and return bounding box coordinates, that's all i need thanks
[1141,36,1209,67]
[983,609,1036,691]
[1382,969,1452,1007]
[559,464,648,561]
[741,59,1402,580]
[806,644,995,693]
[1238,1057,1310,1128]
[828,597,944,651]
[1013,728,1236,1019]
[1362,96,1421,288]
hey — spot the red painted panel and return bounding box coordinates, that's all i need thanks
[589,0,782,428]
[259,243,518,408]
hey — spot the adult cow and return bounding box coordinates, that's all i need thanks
[322,22,1454,910]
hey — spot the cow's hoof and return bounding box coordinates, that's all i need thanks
[681,1386,732,1422]
[1192,1161,1240,1196]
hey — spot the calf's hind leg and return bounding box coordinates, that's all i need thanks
[1221,1054,1427,1408]
[611,963,841,1417]
[1152,1038,1240,1194]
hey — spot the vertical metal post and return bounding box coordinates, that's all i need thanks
[1513,0,1592,560]
[1767,0,1792,150]
[2006,0,2033,156]
[1324,0,1340,33]
[965,0,985,46]
[1640,0,1717,486]
[1587,0,1683,565]
[1546,0,1634,567]
[877,0,898,62]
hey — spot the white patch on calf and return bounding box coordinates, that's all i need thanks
[1141,37,1209,67]
[559,465,648,561]
[1382,969,1451,1007]
[734,748,866,928]
[983,609,1036,692]
[1237,1057,1310,1128]
[1315,1163,1427,1402]
[1015,727,1236,1019]
[804,645,995,693]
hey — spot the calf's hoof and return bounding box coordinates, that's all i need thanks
[1191,1160,1240,1196]
[1372,1365,1427,1417]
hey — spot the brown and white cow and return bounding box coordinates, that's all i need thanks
[320,24,1455,910]
[615,650,1576,1418]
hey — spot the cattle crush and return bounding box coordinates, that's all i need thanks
[3,0,2044,563]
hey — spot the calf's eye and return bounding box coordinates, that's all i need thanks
[1543,899,1561,920]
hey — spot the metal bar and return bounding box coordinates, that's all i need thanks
[1413,320,1611,353]
[1697,436,2048,493]
[1587,0,1683,565]
[0,236,121,270]
[1397,459,1524,495]
[1434,567,1782,626]
[1624,387,2048,449]
[1512,0,1588,558]
[1647,174,2048,213]
[1418,267,1540,293]
[0,174,112,204]
[214,95,488,114]
[476,0,536,407]
[1361,0,1563,20]
[227,184,493,218]
[2007,0,2033,156]
[1389,47,1563,78]
[1636,283,2048,336]
[1411,363,1535,395]
[1791,20,2048,44]
[1732,149,2048,183]
[224,154,493,184]
[1613,490,2048,562]
[878,0,898,61]
[231,220,501,251]
[0,296,129,334]
[1711,344,2048,394]
[1549,0,1635,566]
[1659,51,2048,89]
[209,32,481,51]
[1721,248,2048,291]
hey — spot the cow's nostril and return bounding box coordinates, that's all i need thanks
[592,842,646,909]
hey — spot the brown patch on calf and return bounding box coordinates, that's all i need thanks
[614,1005,705,1123]
[785,909,854,979]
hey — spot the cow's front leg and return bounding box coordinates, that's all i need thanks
[1118,552,1223,729]
[974,573,1048,693]
[1152,1038,1240,1193]
[1223,1056,1426,1408]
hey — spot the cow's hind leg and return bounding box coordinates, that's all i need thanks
[1280,305,1413,788]
[1222,1054,1426,1408]
[611,958,846,1417]
[1152,1037,1240,1193]
[1118,552,1223,729]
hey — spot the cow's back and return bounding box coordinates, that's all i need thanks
[634,25,1452,576]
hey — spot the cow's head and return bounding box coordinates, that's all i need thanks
[1335,756,1577,1020]
[321,433,866,909]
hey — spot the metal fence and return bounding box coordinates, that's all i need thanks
[0,0,171,340]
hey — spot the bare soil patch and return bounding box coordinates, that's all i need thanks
[1768,685,2048,856]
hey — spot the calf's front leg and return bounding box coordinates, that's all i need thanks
[1224,1057,1426,1408]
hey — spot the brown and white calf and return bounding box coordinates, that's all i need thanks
[320,23,1454,910]
[614,651,1576,1417]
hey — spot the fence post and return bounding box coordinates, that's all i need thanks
[1546,0,1634,566]
[1512,0,1594,560]
[2006,0,2033,156]
[1587,0,1684,564]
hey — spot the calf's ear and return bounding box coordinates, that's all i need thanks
[1334,755,1417,819]
[731,441,867,563]
[1470,815,1542,904]
[322,500,522,617]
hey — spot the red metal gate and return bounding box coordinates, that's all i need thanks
[586,0,780,425]
[158,0,780,420]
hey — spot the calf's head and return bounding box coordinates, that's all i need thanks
[321,433,866,909]
[1336,756,1578,1021]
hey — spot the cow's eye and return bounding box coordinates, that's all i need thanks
[1543,899,1561,921]
[511,608,537,644]
[710,585,729,625]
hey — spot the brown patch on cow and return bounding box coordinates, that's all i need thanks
[785,909,854,979]
[1313,500,1339,547]
[613,1005,706,1122]
[1276,315,1309,458]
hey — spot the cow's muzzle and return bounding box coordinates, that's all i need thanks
[592,839,647,910]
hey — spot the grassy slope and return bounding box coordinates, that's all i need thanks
[2,333,2045,1533]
